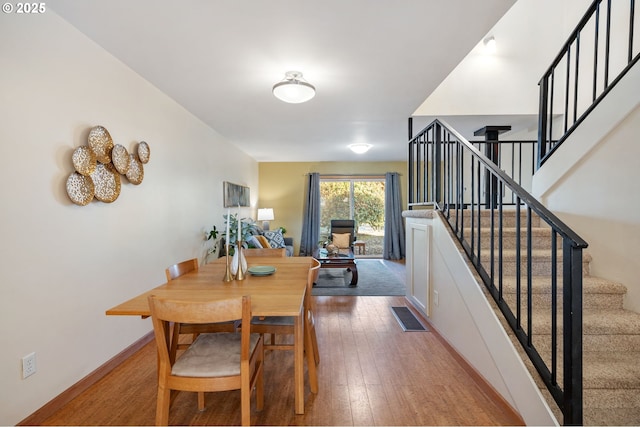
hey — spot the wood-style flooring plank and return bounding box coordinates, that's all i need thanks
[38,261,524,426]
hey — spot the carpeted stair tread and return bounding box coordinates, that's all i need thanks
[469,227,562,250]
[466,227,556,239]
[584,310,640,334]
[534,331,640,354]
[452,209,542,227]
[481,248,593,262]
[584,351,640,388]
[500,275,626,294]
[584,388,640,408]
[584,407,640,426]
[500,275,627,310]
[529,308,640,335]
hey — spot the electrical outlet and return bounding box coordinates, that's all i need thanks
[433,290,439,306]
[22,352,36,379]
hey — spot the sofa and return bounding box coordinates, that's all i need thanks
[247,228,294,256]
[216,227,293,257]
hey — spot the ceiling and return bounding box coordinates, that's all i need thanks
[49,0,573,163]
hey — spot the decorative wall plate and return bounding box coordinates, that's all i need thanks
[111,144,130,174]
[71,145,96,176]
[125,153,144,185]
[137,141,150,164]
[88,125,114,164]
[91,163,121,202]
[66,172,95,206]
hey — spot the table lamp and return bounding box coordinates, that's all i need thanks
[257,208,274,230]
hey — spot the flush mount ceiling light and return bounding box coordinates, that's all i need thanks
[484,36,497,53]
[272,71,316,103]
[349,143,372,154]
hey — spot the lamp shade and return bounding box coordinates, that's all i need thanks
[273,71,315,103]
[257,208,274,221]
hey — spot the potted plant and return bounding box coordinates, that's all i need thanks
[205,225,219,260]
[219,213,259,256]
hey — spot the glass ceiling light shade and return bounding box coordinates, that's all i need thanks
[484,36,497,53]
[272,71,316,103]
[349,143,372,154]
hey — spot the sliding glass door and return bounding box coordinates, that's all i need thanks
[319,177,385,257]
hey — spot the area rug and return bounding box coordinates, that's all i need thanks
[312,259,406,296]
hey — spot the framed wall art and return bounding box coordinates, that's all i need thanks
[223,181,250,207]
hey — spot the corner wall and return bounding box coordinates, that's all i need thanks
[0,12,257,425]
[533,63,640,311]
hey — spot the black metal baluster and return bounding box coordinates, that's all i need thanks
[593,1,600,101]
[574,32,580,124]
[526,206,533,347]
[516,199,522,329]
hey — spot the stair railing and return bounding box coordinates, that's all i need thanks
[538,0,639,167]
[469,139,537,200]
[408,118,589,425]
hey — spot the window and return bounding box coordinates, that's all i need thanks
[319,176,385,256]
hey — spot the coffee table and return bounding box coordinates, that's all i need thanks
[313,248,358,286]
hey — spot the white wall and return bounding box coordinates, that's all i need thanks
[414,0,591,117]
[0,12,258,425]
[533,63,640,311]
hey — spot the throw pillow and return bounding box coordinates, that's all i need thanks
[263,229,286,248]
[332,232,351,248]
[256,235,271,249]
[248,235,263,248]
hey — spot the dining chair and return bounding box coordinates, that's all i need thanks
[243,247,286,257]
[165,259,237,360]
[165,258,199,282]
[148,294,264,426]
[250,258,321,366]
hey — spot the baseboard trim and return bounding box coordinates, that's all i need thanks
[403,297,526,426]
[18,332,154,426]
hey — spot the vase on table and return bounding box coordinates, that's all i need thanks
[230,241,247,280]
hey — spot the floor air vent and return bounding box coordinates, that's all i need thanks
[390,306,428,331]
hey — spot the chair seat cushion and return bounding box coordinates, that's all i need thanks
[251,316,293,326]
[172,332,261,377]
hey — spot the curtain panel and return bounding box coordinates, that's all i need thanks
[383,172,405,259]
[299,172,320,256]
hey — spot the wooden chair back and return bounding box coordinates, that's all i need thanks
[165,258,198,281]
[244,248,286,257]
[250,258,321,393]
[305,259,321,365]
[164,257,235,361]
[309,257,321,284]
[148,295,263,426]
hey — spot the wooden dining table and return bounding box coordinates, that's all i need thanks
[106,255,317,415]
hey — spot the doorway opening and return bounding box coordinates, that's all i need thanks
[319,176,385,258]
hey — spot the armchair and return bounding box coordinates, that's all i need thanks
[330,219,356,251]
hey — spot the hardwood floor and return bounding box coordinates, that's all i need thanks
[39,260,523,426]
